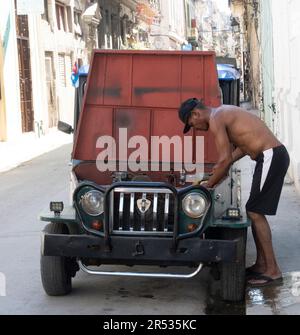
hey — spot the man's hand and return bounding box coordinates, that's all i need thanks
[192,180,212,189]
[200,181,209,188]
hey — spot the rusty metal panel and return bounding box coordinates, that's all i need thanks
[152,109,187,163]
[73,50,221,164]
[114,108,151,161]
[181,55,205,103]
[103,55,132,106]
[132,54,181,108]
[85,54,106,106]
[73,106,113,160]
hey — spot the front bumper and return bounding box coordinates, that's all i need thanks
[42,233,241,266]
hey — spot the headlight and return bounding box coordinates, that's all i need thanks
[182,193,207,218]
[80,190,104,216]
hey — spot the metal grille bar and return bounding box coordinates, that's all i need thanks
[163,193,169,232]
[111,187,175,235]
[129,192,135,232]
[118,192,124,231]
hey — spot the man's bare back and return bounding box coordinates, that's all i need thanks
[209,105,282,160]
[178,100,283,188]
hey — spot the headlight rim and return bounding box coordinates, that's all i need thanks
[182,192,208,219]
[79,189,104,217]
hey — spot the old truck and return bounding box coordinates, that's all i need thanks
[40,50,250,302]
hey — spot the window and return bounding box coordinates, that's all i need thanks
[74,10,82,37]
[56,3,66,31]
[105,10,111,49]
[55,1,72,32]
[74,10,81,25]
[98,7,106,48]
[149,0,160,12]
[66,6,72,32]
[42,0,50,23]
[58,53,73,87]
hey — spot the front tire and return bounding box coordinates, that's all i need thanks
[40,222,78,296]
[220,228,247,302]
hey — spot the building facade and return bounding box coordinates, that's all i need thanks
[194,0,235,57]
[0,0,195,152]
[230,0,300,192]
[229,0,262,107]
[149,0,187,50]
[38,0,100,128]
[0,0,100,144]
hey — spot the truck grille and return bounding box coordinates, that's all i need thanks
[108,187,176,235]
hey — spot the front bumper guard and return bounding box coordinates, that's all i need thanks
[79,261,204,279]
[42,233,240,266]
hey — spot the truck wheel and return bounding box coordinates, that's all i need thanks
[220,228,247,302]
[40,222,78,296]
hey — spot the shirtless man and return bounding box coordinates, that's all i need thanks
[178,98,290,287]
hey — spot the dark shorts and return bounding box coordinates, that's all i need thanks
[246,145,290,216]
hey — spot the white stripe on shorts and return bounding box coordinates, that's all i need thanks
[260,148,273,192]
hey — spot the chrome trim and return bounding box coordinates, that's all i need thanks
[79,261,203,279]
[163,193,169,232]
[109,190,114,233]
[114,187,173,194]
[153,193,158,231]
[109,230,173,236]
[118,193,124,231]
[129,193,135,231]
[140,193,147,231]
[110,187,175,234]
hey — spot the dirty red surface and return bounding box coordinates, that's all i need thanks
[73,50,221,167]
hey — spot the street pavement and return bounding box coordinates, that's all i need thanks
[0,129,72,173]
[0,144,299,315]
[0,144,210,315]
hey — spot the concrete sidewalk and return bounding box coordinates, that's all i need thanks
[0,129,72,173]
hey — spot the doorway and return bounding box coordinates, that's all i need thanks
[15,6,34,133]
[45,53,57,128]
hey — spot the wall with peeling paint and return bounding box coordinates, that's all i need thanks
[271,0,300,191]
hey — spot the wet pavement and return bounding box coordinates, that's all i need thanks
[246,272,300,315]
[204,272,300,315]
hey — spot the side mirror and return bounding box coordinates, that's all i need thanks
[58,121,74,134]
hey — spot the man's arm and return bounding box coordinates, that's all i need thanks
[205,119,233,188]
[232,147,246,163]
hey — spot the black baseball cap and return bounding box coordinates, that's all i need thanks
[178,98,199,134]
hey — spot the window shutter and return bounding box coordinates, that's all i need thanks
[58,54,66,87]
